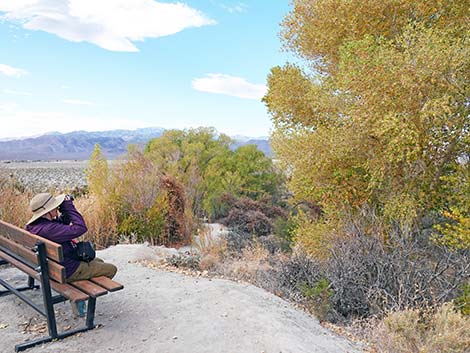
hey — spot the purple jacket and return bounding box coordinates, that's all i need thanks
[25,200,87,278]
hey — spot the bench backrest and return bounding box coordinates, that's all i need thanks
[0,220,66,283]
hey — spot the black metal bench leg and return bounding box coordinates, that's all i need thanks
[10,244,102,351]
[14,242,63,353]
[15,298,98,351]
[0,284,40,297]
[28,276,35,288]
[0,276,39,297]
[15,336,55,352]
[86,297,97,329]
[36,243,58,339]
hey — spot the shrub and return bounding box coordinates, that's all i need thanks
[199,254,219,271]
[258,234,290,254]
[86,147,194,247]
[118,203,166,245]
[213,244,272,283]
[117,179,191,247]
[372,303,470,353]
[325,229,470,319]
[166,253,201,270]
[193,224,227,270]
[223,229,255,253]
[299,278,334,322]
[219,194,286,220]
[219,194,288,238]
[268,248,323,301]
[455,283,470,316]
[241,221,469,323]
[272,216,296,251]
[160,176,192,246]
[223,208,272,237]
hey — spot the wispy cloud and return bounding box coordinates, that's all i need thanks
[0,64,28,77]
[0,101,19,111]
[63,98,94,106]
[2,89,31,96]
[0,0,216,52]
[0,103,149,139]
[192,73,267,100]
[220,2,248,14]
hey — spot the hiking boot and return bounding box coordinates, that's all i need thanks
[71,300,86,317]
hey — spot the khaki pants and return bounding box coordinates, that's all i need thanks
[67,258,117,283]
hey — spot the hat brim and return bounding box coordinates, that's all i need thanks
[26,194,66,225]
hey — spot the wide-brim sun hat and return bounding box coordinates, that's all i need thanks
[27,193,66,225]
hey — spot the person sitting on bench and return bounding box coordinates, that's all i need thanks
[25,192,117,315]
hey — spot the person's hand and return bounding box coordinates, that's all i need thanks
[59,194,74,212]
[64,194,74,201]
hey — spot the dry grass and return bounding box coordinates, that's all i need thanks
[215,243,272,282]
[193,224,227,271]
[0,175,31,226]
[74,195,119,248]
[194,224,226,254]
[199,254,220,271]
[0,174,118,248]
[370,303,470,353]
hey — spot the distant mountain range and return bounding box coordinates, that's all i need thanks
[0,128,272,160]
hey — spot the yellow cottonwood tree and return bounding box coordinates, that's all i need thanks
[264,0,470,252]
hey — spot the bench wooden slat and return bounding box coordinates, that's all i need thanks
[70,280,108,297]
[0,249,37,279]
[0,236,66,283]
[90,276,123,292]
[0,249,89,302]
[50,282,89,302]
[0,221,63,262]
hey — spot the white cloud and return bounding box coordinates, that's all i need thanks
[0,101,19,111]
[0,64,28,77]
[2,89,31,96]
[192,73,267,100]
[0,103,149,139]
[220,2,247,14]
[63,98,94,105]
[0,0,215,52]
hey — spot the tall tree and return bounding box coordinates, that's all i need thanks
[144,127,232,217]
[204,144,284,219]
[144,128,284,221]
[86,144,109,200]
[264,0,470,251]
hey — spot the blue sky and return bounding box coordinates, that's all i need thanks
[0,0,291,139]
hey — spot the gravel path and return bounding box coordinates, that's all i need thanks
[0,244,362,353]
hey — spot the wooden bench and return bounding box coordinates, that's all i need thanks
[0,220,123,352]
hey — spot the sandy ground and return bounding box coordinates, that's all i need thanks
[0,244,363,353]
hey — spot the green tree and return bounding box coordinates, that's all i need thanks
[84,144,119,245]
[204,144,284,219]
[86,144,109,201]
[144,128,284,221]
[144,127,232,217]
[264,0,470,252]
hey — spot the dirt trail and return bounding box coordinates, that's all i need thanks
[0,244,362,353]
